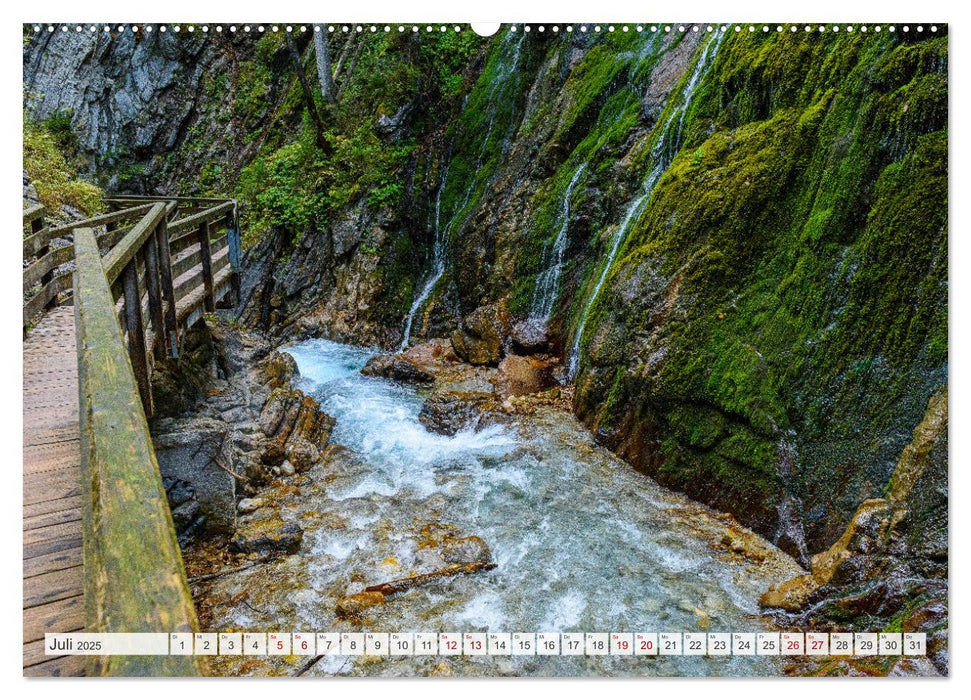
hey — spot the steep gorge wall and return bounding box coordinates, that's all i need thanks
[24,26,948,567]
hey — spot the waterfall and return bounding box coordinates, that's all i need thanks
[399,33,526,350]
[567,32,725,378]
[528,164,587,326]
[400,170,448,350]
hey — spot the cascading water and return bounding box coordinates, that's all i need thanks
[400,33,527,350]
[202,338,803,677]
[567,32,725,378]
[400,171,448,351]
[528,164,587,327]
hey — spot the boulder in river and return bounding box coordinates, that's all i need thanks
[361,353,435,383]
[287,439,320,472]
[418,390,500,436]
[510,318,549,354]
[451,301,511,366]
[229,521,303,555]
[494,354,554,400]
[336,591,386,618]
[440,535,492,565]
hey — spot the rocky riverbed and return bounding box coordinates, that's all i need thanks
[181,335,808,677]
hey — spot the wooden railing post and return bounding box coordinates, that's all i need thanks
[143,232,166,360]
[197,220,215,312]
[155,218,180,358]
[121,259,153,417]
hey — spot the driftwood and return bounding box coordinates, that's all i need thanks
[363,561,497,597]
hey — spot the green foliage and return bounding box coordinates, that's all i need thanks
[23,109,102,216]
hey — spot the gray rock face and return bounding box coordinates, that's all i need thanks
[153,420,237,536]
[24,31,209,184]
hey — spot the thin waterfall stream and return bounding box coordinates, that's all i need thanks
[567,33,725,377]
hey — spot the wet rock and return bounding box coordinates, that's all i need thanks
[510,318,549,354]
[259,440,287,466]
[762,388,949,658]
[440,535,492,565]
[288,439,320,472]
[229,521,303,555]
[237,497,264,514]
[361,353,435,383]
[494,354,554,400]
[451,301,512,366]
[336,591,386,618]
[260,387,335,446]
[253,350,297,389]
[418,391,499,436]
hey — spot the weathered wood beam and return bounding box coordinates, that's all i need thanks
[121,258,153,417]
[154,218,180,358]
[166,200,235,236]
[197,220,215,313]
[72,228,202,677]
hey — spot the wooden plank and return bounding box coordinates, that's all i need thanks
[23,203,46,228]
[174,247,229,303]
[171,243,202,280]
[23,473,82,505]
[178,266,234,327]
[24,534,82,561]
[24,496,81,519]
[23,565,83,608]
[73,227,201,676]
[24,507,81,532]
[24,520,82,546]
[24,545,82,580]
[23,653,87,677]
[48,203,154,236]
[155,218,179,357]
[24,595,85,643]
[143,231,166,358]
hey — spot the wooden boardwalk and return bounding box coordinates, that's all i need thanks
[23,306,86,676]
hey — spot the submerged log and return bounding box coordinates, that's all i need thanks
[362,561,497,597]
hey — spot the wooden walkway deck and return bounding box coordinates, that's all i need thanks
[23,306,86,677]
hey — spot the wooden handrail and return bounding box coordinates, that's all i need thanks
[47,203,156,236]
[101,202,168,285]
[167,200,236,236]
[73,227,202,676]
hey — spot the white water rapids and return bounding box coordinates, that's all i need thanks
[201,339,802,677]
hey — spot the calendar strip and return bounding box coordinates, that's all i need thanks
[45,632,926,657]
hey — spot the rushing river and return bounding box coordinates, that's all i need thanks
[200,339,802,677]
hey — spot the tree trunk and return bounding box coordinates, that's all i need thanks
[313,28,336,104]
[285,33,328,152]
